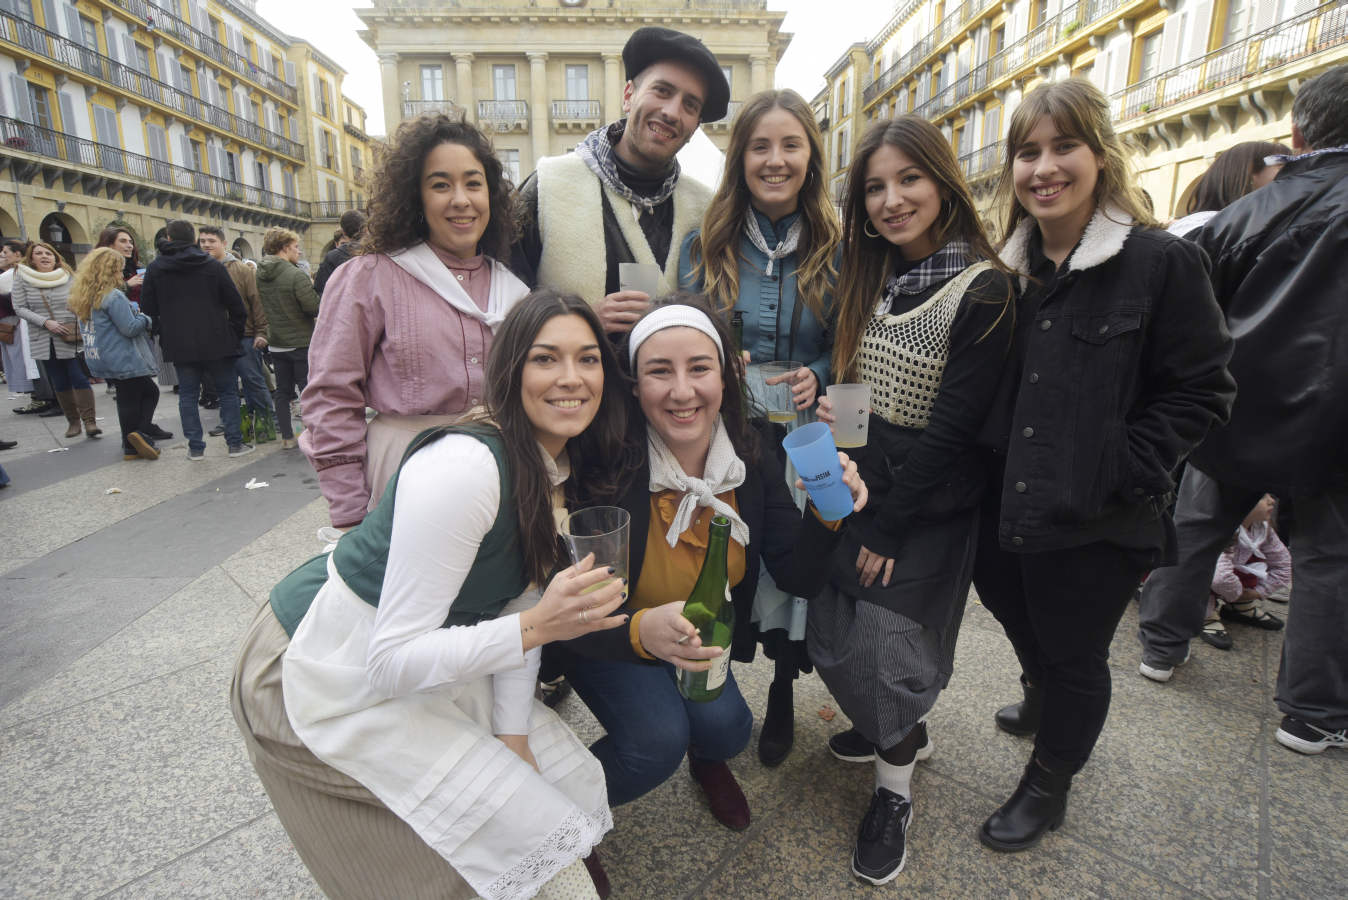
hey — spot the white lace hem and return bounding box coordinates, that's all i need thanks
[483,803,613,900]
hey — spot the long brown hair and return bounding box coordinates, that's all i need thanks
[833,116,1013,382]
[465,289,631,586]
[95,226,140,274]
[1185,140,1290,214]
[69,248,127,322]
[996,78,1157,239]
[686,90,839,321]
[365,114,514,259]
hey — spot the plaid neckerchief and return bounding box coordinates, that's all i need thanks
[575,121,681,214]
[879,240,975,311]
[1264,144,1348,166]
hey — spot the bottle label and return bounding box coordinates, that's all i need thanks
[705,651,730,691]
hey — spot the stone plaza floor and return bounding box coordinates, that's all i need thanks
[0,392,1342,898]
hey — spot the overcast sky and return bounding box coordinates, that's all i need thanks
[254,0,897,135]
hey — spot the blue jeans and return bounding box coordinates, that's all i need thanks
[234,339,274,414]
[176,358,242,451]
[566,656,753,806]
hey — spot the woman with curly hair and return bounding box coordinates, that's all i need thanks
[300,114,531,530]
[675,88,841,767]
[70,248,161,460]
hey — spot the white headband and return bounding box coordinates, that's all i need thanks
[628,304,725,368]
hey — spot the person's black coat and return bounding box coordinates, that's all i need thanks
[547,420,845,671]
[313,241,354,297]
[140,241,245,363]
[994,210,1236,553]
[1189,151,1348,495]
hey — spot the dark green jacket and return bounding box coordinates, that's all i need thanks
[256,255,320,348]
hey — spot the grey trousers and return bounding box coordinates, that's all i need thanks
[1137,467,1260,665]
[1139,466,1348,728]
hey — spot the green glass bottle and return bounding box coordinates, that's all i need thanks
[677,515,735,702]
[730,311,744,354]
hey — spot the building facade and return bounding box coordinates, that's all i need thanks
[358,0,790,185]
[0,0,367,265]
[822,0,1348,228]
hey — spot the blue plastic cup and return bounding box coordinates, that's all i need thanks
[781,421,854,521]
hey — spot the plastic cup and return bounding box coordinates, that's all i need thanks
[826,383,871,449]
[750,360,804,424]
[781,421,854,520]
[618,262,662,297]
[561,506,630,591]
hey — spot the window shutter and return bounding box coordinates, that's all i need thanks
[41,0,59,36]
[57,90,76,135]
[288,117,298,141]
[104,25,119,62]
[10,75,34,123]
[179,132,192,167]
[123,36,137,70]
[62,3,80,43]
[284,60,296,86]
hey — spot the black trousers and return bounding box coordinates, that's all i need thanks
[271,348,308,440]
[108,375,160,451]
[973,506,1153,772]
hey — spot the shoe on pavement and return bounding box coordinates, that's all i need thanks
[688,755,750,831]
[1139,647,1190,683]
[0,439,16,450]
[829,728,876,763]
[1275,715,1347,755]
[227,443,256,458]
[37,403,63,417]
[126,432,160,461]
[188,448,205,461]
[208,424,226,437]
[1199,620,1232,650]
[144,424,174,440]
[851,787,912,885]
[1219,604,1284,630]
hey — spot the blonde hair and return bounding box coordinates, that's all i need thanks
[262,226,299,256]
[996,79,1157,238]
[69,248,129,322]
[686,89,840,322]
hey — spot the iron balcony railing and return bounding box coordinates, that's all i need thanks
[312,200,349,219]
[108,0,298,104]
[477,99,529,121]
[0,116,310,217]
[0,12,304,160]
[401,100,465,120]
[550,99,601,120]
[1113,0,1348,122]
[959,140,1002,183]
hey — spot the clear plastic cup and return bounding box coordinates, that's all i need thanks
[826,383,871,448]
[560,506,631,590]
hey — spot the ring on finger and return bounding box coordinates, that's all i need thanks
[579,609,588,624]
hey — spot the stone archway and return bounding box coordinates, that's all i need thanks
[232,236,255,260]
[1174,175,1202,220]
[39,212,87,267]
[0,207,19,241]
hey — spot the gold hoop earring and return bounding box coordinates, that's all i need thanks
[864,220,881,239]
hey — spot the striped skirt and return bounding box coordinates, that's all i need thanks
[807,510,978,749]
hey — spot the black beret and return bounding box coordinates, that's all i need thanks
[622,26,729,123]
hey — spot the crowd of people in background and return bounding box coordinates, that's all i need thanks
[2,23,1345,900]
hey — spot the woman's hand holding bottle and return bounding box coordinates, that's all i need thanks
[637,601,725,672]
[519,553,628,650]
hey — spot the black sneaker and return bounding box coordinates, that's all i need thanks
[1275,715,1347,755]
[145,425,174,440]
[851,787,912,885]
[828,728,875,763]
[208,424,225,437]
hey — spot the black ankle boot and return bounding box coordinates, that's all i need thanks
[994,675,1044,736]
[979,754,1073,852]
[757,678,795,767]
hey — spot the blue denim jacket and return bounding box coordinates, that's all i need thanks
[79,289,157,380]
[677,208,834,390]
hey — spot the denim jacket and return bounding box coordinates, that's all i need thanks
[79,289,157,380]
[676,209,834,390]
[993,206,1236,553]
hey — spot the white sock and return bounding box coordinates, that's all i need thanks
[874,756,914,798]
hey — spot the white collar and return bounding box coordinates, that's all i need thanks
[387,243,529,330]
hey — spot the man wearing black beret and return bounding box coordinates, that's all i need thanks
[511,26,729,335]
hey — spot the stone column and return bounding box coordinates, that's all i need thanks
[603,52,623,123]
[378,53,401,136]
[528,52,549,166]
[750,55,770,94]
[454,53,475,124]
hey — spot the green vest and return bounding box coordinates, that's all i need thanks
[269,424,530,637]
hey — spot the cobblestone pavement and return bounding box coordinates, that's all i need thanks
[0,392,1341,898]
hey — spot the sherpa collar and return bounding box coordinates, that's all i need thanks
[1001,203,1134,288]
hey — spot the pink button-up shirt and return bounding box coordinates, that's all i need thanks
[299,247,494,527]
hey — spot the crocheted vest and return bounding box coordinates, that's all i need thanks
[858,262,991,428]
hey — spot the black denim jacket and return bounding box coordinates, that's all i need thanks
[993,206,1236,554]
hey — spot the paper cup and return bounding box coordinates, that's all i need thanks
[826,383,871,448]
[781,422,854,520]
